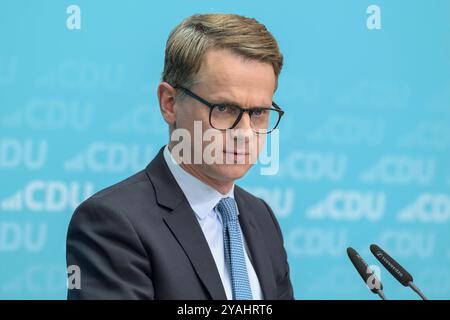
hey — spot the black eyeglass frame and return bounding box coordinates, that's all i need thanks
[173,85,284,134]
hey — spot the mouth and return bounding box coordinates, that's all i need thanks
[223,151,249,156]
[223,150,249,164]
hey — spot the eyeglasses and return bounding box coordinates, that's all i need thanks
[173,85,284,134]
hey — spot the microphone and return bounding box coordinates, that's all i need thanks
[347,247,386,300]
[370,244,427,300]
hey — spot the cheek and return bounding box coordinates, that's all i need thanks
[177,105,212,132]
[247,135,266,162]
[175,107,192,128]
[256,134,266,150]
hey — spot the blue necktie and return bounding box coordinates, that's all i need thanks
[216,197,253,300]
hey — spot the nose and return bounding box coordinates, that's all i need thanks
[234,111,252,131]
[231,112,253,143]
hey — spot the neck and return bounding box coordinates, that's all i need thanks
[179,162,234,195]
[167,143,234,195]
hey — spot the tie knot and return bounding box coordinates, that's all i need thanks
[216,197,238,223]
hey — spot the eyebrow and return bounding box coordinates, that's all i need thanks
[209,96,272,109]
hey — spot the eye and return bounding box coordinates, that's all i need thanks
[252,108,266,117]
[215,104,239,115]
[216,104,228,112]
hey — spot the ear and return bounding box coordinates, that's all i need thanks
[157,82,177,125]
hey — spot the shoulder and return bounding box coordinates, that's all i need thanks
[68,169,156,229]
[88,169,150,202]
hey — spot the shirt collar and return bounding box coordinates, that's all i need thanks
[163,145,236,220]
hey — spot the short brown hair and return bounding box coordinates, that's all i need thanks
[162,13,283,89]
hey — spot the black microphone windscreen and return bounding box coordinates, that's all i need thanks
[347,247,383,293]
[370,244,413,286]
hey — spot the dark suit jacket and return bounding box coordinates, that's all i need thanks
[66,147,294,299]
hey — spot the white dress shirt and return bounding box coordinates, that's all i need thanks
[163,145,263,300]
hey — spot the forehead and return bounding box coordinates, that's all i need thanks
[194,49,276,106]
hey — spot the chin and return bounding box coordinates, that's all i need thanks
[209,163,252,182]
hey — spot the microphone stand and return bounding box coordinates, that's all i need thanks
[408,282,427,300]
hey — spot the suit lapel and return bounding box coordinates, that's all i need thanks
[163,201,227,300]
[145,147,277,300]
[235,188,277,300]
[145,147,227,300]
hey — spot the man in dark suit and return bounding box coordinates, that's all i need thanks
[67,13,294,300]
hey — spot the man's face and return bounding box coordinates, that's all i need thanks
[172,48,276,184]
